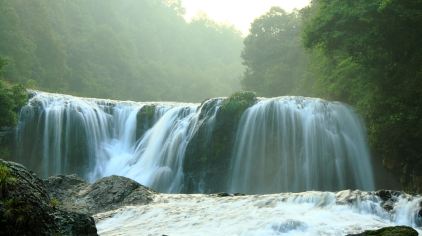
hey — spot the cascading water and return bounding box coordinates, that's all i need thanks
[16,91,201,193]
[229,97,374,193]
[15,91,374,193]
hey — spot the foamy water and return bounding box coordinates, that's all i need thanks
[95,190,421,236]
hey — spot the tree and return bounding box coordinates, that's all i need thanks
[241,7,309,96]
[0,58,27,128]
[303,0,422,192]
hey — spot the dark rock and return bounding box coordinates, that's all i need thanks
[45,174,155,215]
[377,190,392,201]
[136,104,157,140]
[376,190,405,212]
[416,205,422,227]
[0,159,97,235]
[183,92,257,193]
[346,226,418,236]
[216,192,231,197]
[53,209,97,235]
[376,190,402,201]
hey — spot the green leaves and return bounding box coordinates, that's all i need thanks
[303,0,422,192]
[241,7,309,97]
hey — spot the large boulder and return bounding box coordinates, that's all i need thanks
[0,159,97,235]
[45,174,155,215]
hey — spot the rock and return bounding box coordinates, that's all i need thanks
[347,226,418,236]
[375,190,406,212]
[45,174,155,215]
[216,192,231,197]
[0,159,97,235]
[376,190,402,202]
[53,209,97,235]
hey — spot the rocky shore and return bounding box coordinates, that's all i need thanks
[0,159,97,235]
[1,159,420,235]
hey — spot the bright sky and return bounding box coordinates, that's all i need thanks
[181,0,310,34]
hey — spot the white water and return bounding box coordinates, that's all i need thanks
[229,97,374,193]
[16,91,199,192]
[100,106,198,192]
[95,191,422,235]
[16,91,375,193]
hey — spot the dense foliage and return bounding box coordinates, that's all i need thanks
[242,0,422,192]
[241,7,310,96]
[302,0,422,192]
[0,59,27,128]
[0,0,243,102]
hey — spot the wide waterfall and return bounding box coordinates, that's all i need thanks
[14,91,375,193]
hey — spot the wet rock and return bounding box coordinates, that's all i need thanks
[347,226,418,236]
[53,209,97,235]
[376,190,402,201]
[416,202,422,227]
[375,190,408,212]
[0,159,97,235]
[216,192,231,197]
[45,174,155,215]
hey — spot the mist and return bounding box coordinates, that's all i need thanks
[0,0,244,102]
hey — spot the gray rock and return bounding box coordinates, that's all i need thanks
[0,159,97,235]
[45,174,155,215]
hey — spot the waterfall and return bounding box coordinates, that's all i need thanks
[16,91,201,193]
[15,91,375,193]
[229,97,374,193]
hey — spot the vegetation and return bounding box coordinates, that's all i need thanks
[0,164,16,198]
[184,92,257,192]
[241,0,422,192]
[0,0,421,192]
[302,0,422,192]
[49,198,60,209]
[241,7,310,96]
[355,226,419,236]
[136,105,157,139]
[0,0,243,102]
[0,59,27,128]
[220,91,257,120]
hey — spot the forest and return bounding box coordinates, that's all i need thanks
[0,0,421,192]
[241,0,422,192]
[0,0,243,102]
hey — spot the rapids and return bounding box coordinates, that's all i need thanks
[95,190,422,235]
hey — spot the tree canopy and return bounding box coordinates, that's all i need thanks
[241,7,309,97]
[0,0,244,102]
[302,0,422,192]
[241,0,422,191]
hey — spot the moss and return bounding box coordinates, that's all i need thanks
[49,197,60,209]
[3,198,34,227]
[220,91,257,120]
[0,164,16,198]
[136,104,156,139]
[183,92,257,193]
[351,226,418,236]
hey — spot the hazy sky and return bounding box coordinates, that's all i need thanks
[181,0,310,34]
